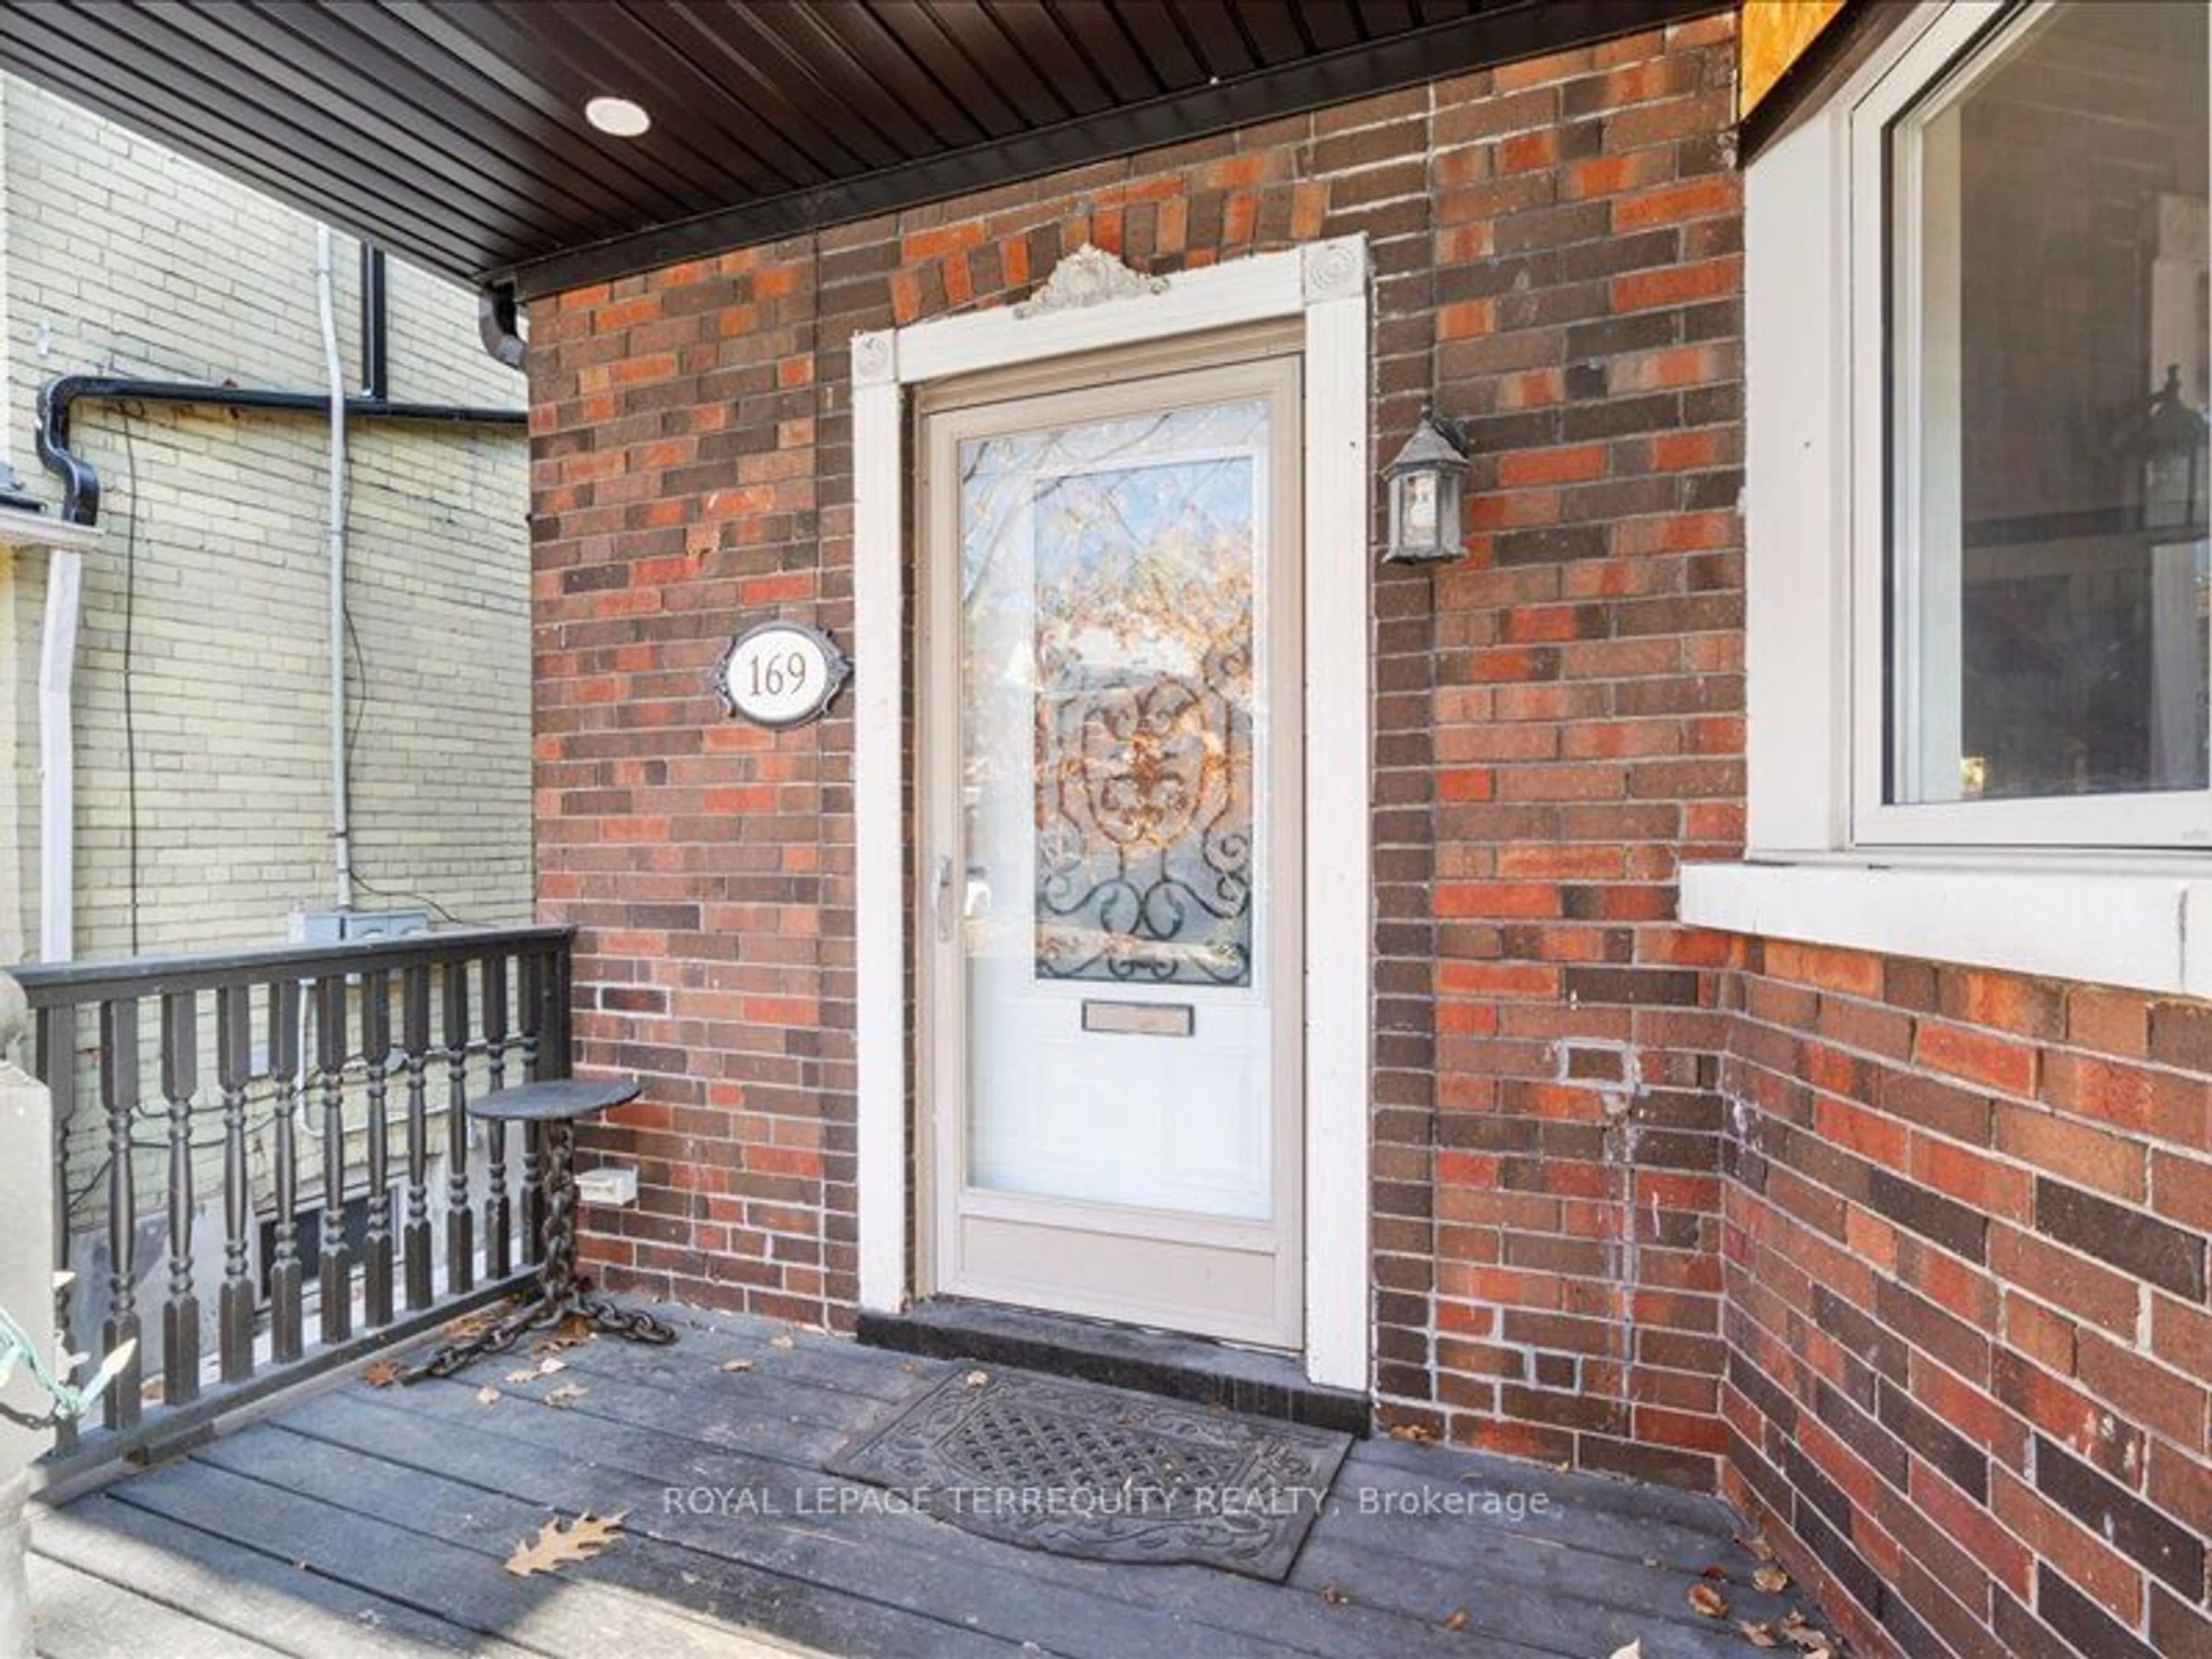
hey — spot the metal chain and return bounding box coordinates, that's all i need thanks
[399,1112,673,1381]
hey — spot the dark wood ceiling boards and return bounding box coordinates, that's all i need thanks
[0,1,1722,298]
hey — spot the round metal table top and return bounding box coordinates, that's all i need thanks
[465,1077,641,1123]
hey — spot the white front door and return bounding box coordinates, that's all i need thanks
[921,350,1304,1349]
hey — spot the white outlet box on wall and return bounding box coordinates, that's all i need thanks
[577,1166,639,1207]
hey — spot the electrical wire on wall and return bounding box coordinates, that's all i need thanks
[332,514,496,931]
[315,225,495,932]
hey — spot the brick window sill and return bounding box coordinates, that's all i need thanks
[1681,858,2212,998]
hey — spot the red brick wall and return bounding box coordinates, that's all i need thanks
[1721,944,2212,1659]
[524,12,2212,1655]
[529,229,850,1327]
[525,16,1746,1422]
[1402,18,1744,1494]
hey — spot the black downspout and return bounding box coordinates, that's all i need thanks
[35,379,524,529]
[361,245,389,400]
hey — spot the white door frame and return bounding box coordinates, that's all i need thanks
[851,236,1372,1391]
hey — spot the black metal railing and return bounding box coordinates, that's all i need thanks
[10,925,573,1469]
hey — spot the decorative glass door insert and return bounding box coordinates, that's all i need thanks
[991,414,1259,990]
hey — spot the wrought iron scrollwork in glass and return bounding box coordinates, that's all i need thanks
[1027,454,1257,986]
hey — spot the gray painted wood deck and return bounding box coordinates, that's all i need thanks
[30,1306,1807,1658]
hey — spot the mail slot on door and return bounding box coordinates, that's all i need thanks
[1081,1001,1195,1038]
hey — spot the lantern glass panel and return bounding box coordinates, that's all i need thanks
[1402,469,1438,546]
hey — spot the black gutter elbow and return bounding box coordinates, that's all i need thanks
[33,375,525,532]
[478,282,524,371]
[36,253,524,531]
[35,377,100,527]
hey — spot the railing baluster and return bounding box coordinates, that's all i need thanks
[443,961,474,1293]
[482,954,511,1278]
[518,952,545,1265]
[361,968,393,1328]
[216,985,253,1382]
[316,974,351,1344]
[268,978,304,1363]
[160,991,200,1406]
[402,964,433,1311]
[40,1003,80,1454]
[550,945,574,1081]
[10,925,572,1467]
[98,998,143,1431]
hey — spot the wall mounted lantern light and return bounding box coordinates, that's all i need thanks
[1381,410,1471,565]
[2135,363,2209,532]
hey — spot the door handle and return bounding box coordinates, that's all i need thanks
[933,854,955,943]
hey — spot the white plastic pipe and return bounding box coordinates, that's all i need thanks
[35,547,82,962]
[315,226,353,912]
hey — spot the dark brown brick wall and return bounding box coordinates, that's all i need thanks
[1722,945,2212,1659]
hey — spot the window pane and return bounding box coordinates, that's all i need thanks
[1891,2,2211,806]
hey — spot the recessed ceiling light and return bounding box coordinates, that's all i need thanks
[585,96,651,138]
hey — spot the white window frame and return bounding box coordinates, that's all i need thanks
[1684,1,2212,995]
[849,237,1373,1391]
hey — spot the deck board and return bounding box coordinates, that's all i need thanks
[197,1421,1253,1659]
[35,1498,540,1658]
[29,1553,294,1659]
[33,1305,1805,1659]
[279,1385,1563,1659]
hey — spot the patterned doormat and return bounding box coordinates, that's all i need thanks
[827,1366,1350,1581]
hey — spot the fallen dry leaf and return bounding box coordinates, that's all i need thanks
[1738,1620,1780,1649]
[505,1357,566,1384]
[1701,1563,1730,1580]
[441,1300,517,1342]
[1320,1585,1349,1607]
[544,1383,587,1409]
[718,1357,755,1373]
[1777,1612,1838,1654]
[1443,1608,1468,1631]
[475,1386,500,1406]
[1608,1642,1642,1659]
[532,1313,594,1353]
[504,1511,626,1578]
[1385,1422,1437,1445]
[963,1369,991,1388]
[360,1359,402,1388]
[1738,1534,1777,1562]
[1752,1564,1790,1594]
[769,1334,796,1350]
[1688,1582,1729,1619]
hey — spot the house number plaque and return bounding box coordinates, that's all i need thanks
[715,621,850,729]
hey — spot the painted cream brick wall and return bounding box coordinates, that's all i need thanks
[0,77,531,965]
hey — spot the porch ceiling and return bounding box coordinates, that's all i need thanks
[0,0,1722,300]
